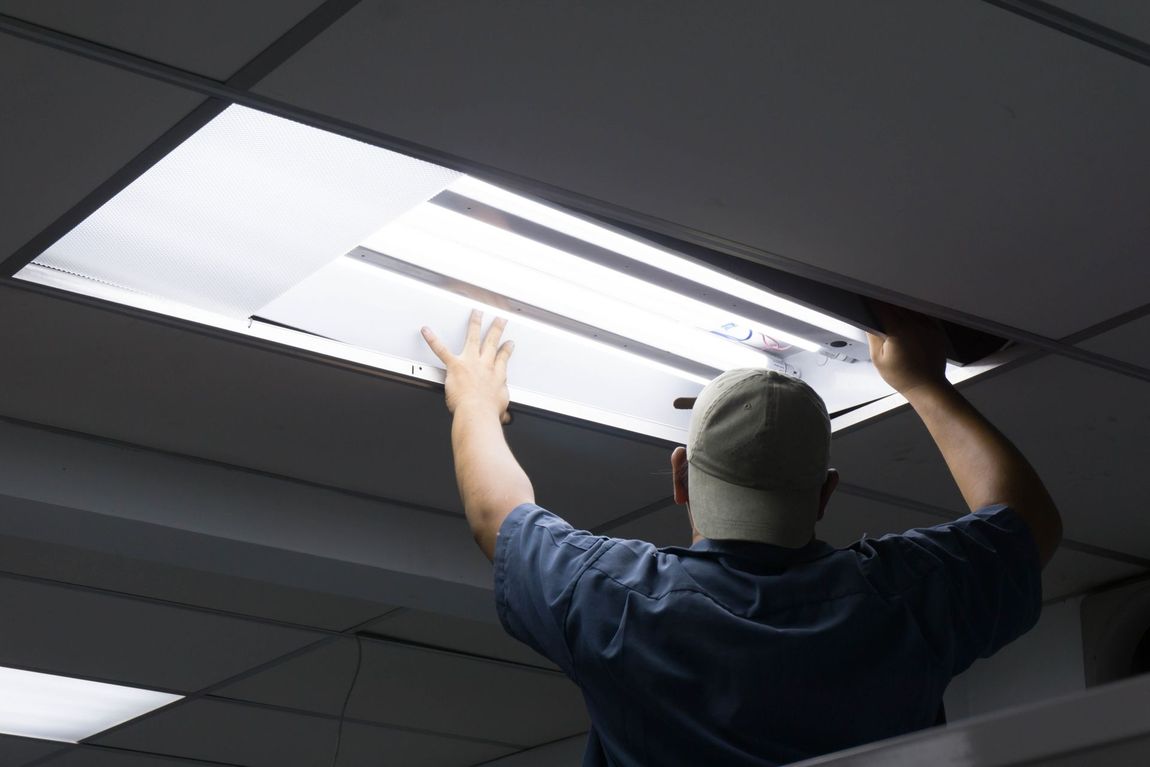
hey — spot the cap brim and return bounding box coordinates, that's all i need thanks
[688,464,820,548]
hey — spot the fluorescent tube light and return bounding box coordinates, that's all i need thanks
[447,176,867,343]
[0,666,182,743]
[363,206,795,371]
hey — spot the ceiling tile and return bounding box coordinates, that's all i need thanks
[0,734,62,766]
[0,576,322,692]
[830,355,1150,559]
[256,0,1150,338]
[216,637,588,746]
[0,0,324,80]
[45,746,219,767]
[1045,0,1150,42]
[366,608,558,671]
[1041,550,1145,603]
[0,36,202,265]
[0,533,393,631]
[1080,314,1150,371]
[478,734,589,767]
[509,416,673,529]
[604,503,691,549]
[0,285,673,529]
[93,698,514,767]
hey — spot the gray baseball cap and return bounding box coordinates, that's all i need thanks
[677,368,830,548]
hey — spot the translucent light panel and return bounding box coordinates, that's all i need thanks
[35,105,460,318]
[0,666,181,743]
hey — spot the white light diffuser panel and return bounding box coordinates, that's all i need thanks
[0,666,181,743]
[34,105,460,318]
[15,104,1004,441]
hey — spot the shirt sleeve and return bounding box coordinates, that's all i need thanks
[864,504,1043,676]
[494,503,613,676]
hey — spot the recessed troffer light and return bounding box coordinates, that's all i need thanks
[0,665,181,743]
[14,104,1001,440]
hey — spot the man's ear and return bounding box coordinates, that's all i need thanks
[817,468,839,521]
[671,446,689,506]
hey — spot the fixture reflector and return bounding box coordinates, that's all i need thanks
[0,666,182,743]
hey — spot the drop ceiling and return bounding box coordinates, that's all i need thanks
[0,1,1147,765]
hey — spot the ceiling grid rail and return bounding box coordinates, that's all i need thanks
[980,0,1150,67]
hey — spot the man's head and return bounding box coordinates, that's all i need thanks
[671,368,838,548]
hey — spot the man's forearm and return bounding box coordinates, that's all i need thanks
[451,400,536,560]
[905,381,1061,565]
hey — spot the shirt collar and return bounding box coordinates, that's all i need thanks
[683,537,837,567]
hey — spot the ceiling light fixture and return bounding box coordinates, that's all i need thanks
[13,104,1006,440]
[0,665,181,743]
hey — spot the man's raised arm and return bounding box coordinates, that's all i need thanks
[422,310,535,560]
[867,305,1063,566]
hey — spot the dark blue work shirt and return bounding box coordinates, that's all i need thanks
[495,503,1042,766]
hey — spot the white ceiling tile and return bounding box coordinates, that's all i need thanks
[0,733,61,765]
[0,0,325,80]
[0,285,673,530]
[0,37,202,266]
[1035,732,1150,767]
[1041,549,1145,603]
[831,354,1150,558]
[0,577,322,692]
[92,698,514,767]
[217,638,588,746]
[0,533,392,631]
[1080,314,1150,370]
[1045,0,1150,42]
[509,417,673,529]
[366,609,558,671]
[605,503,691,549]
[36,746,216,767]
[256,0,1150,338]
[479,734,588,767]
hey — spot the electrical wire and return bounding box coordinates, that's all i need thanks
[330,633,364,767]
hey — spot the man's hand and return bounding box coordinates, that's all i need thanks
[421,309,533,561]
[866,303,948,396]
[422,309,514,425]
[866,303,1061,566]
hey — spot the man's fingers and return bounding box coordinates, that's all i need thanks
[464,309,484,350]
[495,339,515,374]
[421,326,454,364]
[500,410,513,426]
[866,332,883,363]
[481,316,508,357]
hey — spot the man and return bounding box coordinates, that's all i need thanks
[420,304,1061,766]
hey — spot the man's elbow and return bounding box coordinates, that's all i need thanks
[466,495,534,561]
